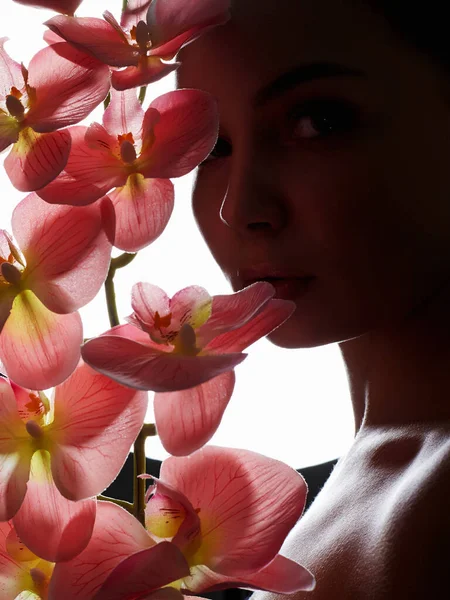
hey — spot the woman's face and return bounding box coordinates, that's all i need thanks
[177,0,450,348]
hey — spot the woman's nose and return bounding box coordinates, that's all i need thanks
[218,149,289,235]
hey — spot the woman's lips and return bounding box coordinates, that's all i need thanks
[260,277,315,300]
[239,276,315,299]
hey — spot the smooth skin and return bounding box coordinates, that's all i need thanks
[177,0,450,597]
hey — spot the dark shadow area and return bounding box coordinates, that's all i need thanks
[104,454,338,600]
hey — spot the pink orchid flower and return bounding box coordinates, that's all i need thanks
[0,363,148,563]
[47,501,190,600]
[0,39,110,191]
[13,0,83,15]
[49,447,314,598]
[0,521,54,599]
[81,281,295,455]
[37,88,218,252]
[45,0,230,90]
[0,193,113,390]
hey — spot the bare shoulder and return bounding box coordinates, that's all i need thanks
[253,424,450,600]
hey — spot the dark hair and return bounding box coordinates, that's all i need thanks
[368,2,450,71]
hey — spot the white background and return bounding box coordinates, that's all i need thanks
[0,0,355,467]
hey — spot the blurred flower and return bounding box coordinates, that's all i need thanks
[0,363,148,562]
[45,0,230,90]
[0,193,114,390]
[0,521,54,599]
[0,39,110,191]
[37,88,218,252]
[82,282,295,455]
[12,0,83,15]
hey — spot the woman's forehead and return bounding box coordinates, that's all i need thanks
[177,0,402,91]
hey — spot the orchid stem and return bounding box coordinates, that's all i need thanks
[139,86,147,104]
[133,423,157,526]
[122,0,128,12]
[104,252,137,328]
[103,91,111,110]
[97,495,134,514]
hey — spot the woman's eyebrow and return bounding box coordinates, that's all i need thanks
[253,62,366,108]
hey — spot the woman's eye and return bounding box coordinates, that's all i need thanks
[199,136,232,166]
[288,100,359,140]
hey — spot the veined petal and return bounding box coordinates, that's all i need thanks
[48,501,155,600]
[154,371,235,456]
[103,87,144,139]
[14,193,114,313]
[196,282,275,346]
[81,334,246,392]
[121,0,152,29]
[25,42,110,132]
[109,174,174,252]
[45,16,139,67]
[146,0,230,49]
[205,298,295,353]
[169,285,211,332]
[13,0,83,15]
[0,112,20,152]
[0,379,31,521]
[182,557,315,594]
[131,282,170,327]
[13,450,96,562]
[4,127,71,192]
[93,542,190,600]
[0,38,24,99]
[0,290,83,390]
[111,59,179,91]
[49,361,148,501]
[37,125,127,206]
[0,523,31,599]
[159,446,308,577]
[138,89,219,178]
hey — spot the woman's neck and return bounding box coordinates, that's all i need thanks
[339,276,450,433]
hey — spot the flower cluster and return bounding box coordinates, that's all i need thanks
[0,0,316,598]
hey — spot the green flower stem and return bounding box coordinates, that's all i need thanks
[103,91,111,110]
[139,86,147,104]
[133,423,157,525]
[104,252,137,328]
[122,0,128,12]
[97,495,134,514]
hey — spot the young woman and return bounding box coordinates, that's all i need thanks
[176,1,450,597]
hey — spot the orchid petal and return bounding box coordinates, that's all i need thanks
[48,501,155,600]
[183,557,315,594]
[4,127,71,191]
[43,29,65,45]
[81,334,245,392]
[154,371,235,456]
[109,175,174,252]
[121,0,152,29]
[37,125,127,206]
[146,0,230,49]
[205,298,295,353]
[25,42,110,132]
[13,0,83,15]
[0,112,20,152]
[0,290,82,390]
[49,361,148,501]
[93,542,190,600]
[167,285,212,332]
[13,450,96,562]
[45,16,139,67]
[196,282,275,345]
[143,589,186,600]
[138,89,218,178]
[0,38,24,99]
[159,446,308,576]
[0,379,31,521]
[0,523,30,599]
[111,58,179,91]
[14,193,113,313]
[131,283,170,326]
[103,88,144,139]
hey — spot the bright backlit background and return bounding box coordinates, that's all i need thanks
[0,0,355,468]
